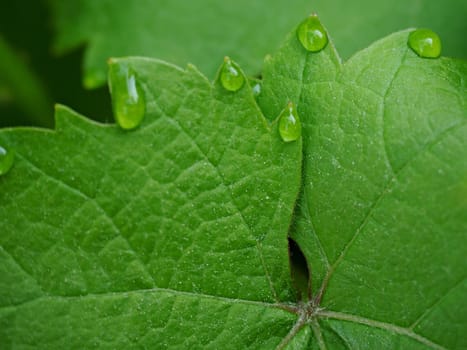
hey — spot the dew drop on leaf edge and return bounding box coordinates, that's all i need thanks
[109,62,146,130]
[297,14,328,52]
[220,57,245,92]
[0,145,14,176]
[408,28,442,58]
[279,102,301,142]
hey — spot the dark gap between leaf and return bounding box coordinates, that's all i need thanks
[288,237,311,302]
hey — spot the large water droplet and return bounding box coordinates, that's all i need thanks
[297,14,328,52]
[408,29,441,58]
[109,63,146,130]
[220,57,245,92]
[279,102,301,142]
[0,145,14,176]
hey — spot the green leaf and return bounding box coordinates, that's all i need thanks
[48,0,311,88]
[1,19,466,349]
[0,58,303,347]
[258,22,467,349]
[313,0,467,59]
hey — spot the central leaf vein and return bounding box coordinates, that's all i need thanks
[150,95,280,302]
[315,118,467,303]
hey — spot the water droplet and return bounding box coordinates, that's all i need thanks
[408,29,441,58]
[109,62,146,130]
[278,102,301,142]
[220,57,244,92]
[252,82,261,97]
[297,14,328,52]
[0,145,14,176]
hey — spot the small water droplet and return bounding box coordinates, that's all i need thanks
[109,62,146,130]
[408,29,441,58]
[0,145,14,176]
[252,82,262,97]
[278,102,301,142]
[297,14,328,52]
[220,57,244,92]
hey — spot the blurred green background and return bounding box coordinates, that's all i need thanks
[0,0,112,128]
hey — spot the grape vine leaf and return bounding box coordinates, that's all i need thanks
[48,0,311,88]
[1,19,467,350]
[0,58,303,348]
[258,25,467,349]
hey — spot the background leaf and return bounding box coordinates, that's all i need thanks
[49,0,467,91]
[313,0,467,59]
[48,0,312,88]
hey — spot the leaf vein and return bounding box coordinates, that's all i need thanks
[318,310,447,350]
[16,152,156,286]
[409,276,467,330]
[157,103,280,302]
[0,286,289,312]
[315,118,467,302]
[381,49,409,174]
